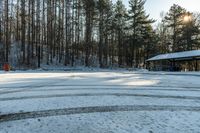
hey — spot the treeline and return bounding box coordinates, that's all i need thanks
[0,0,199,68]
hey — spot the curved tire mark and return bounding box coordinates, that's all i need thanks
[1,93,200,101]
[1,105,200,123]
[1,88,200,95]
[1,85,200,90]
[123,72,200,77]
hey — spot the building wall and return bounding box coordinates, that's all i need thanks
[148,60,200,71]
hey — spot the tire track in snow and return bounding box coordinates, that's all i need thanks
[1,105,200,123]
[122,72,200,77]
[1,93,200,101]
[1,85,200,89]
[1,88,200,95]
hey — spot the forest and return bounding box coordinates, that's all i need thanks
[0,0,200,69]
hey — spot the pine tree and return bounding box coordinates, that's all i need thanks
[4,0,10,62]
[0,1,4,62]
[65,0,71,66]
[21,0,26,63]
[164,4,186,52]
[0,1,3,44]
[36,0,41,67]
[97,0,113,67]
[83,0,95,67]
[180,12,200,50]
[113,0,126,67]
[127,0,154,67]
[156,12,171,54]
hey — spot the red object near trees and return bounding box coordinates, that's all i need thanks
[3,63,10,71]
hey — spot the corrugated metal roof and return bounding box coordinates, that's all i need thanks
[147,50,200,61]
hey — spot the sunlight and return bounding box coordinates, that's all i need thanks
[183,14,192,23]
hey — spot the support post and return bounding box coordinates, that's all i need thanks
[171,60,175,71]
[195,59,198,71]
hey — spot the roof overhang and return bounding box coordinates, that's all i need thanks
[146,50,200,62]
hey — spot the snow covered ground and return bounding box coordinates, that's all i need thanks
[0,70,200,133]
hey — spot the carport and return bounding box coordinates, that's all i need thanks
[146,50,200,71]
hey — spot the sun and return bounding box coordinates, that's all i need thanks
[183,15,192,22]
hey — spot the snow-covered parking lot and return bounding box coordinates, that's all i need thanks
[0,70,200,133]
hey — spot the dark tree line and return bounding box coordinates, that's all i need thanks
[156,4,200,53]
[0,0,199,69]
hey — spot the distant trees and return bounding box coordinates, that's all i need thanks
[4,0,9,62]
[0,1,3,43]
[21,0,26,63]
[113,0,126,67]
[164,4,186,52]
[158,4,200,53]
[127,0,155,67]
[0,0,199,69]
[180,12,200,51]
[83,0,95,67]
[97,0,113,67]
[155,12,171,54]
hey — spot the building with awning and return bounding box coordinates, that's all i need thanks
[146,50,200,71]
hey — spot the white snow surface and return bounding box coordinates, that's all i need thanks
[0,70,200,133]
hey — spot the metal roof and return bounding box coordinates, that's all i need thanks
[147,50,200,61]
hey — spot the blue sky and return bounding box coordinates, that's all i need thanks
[113,0,200,22]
